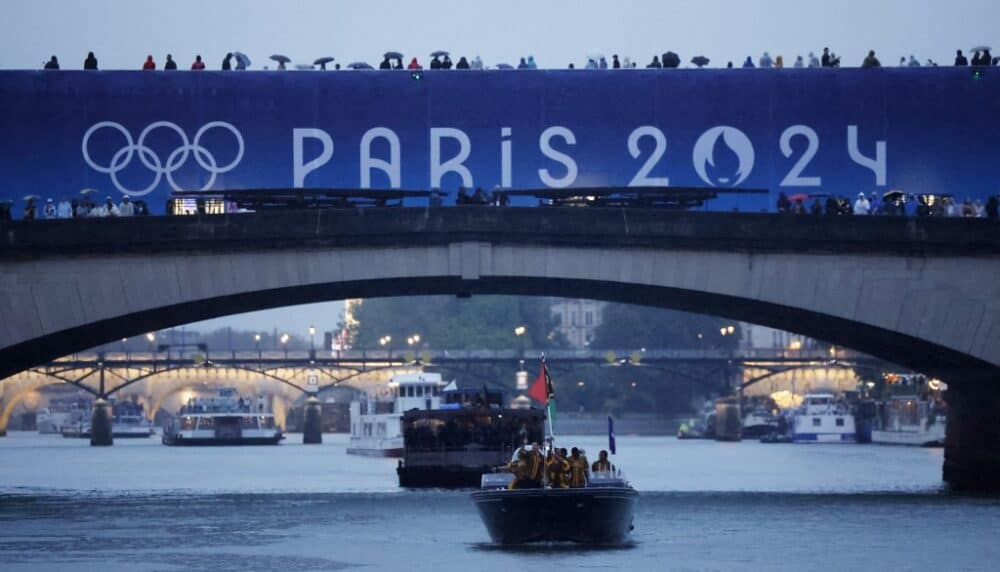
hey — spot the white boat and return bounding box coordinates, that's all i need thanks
[871,396,946,447]
[161,388,282,446]
[790,393,856,443]
[36,408,72,434]
[348,373,443,457]
[36,395,91,433]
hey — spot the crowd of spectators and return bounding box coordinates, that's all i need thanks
[4,195,149,221]
[36,46,998,71]
[777,191,1000,218]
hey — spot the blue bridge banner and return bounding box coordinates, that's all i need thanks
[0,68,997,214]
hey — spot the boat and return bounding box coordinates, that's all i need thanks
[741,406,779,439]
[471,458,638,545]
[789,393,856,443]
[60,398,156,439]
[161,388,282,446]
[111,399,155,438]
[348,373,446,457]
[871,396,946,447]
[37,396,91,434]
[396,380,546,487]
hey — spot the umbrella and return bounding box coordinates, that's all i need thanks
[22,194,41,201]
[691,55,710,68]
[295,64,315,71]
[586,51,605,61]
[233,51,251,69]
[79,188,99,196]
[788,193,810,202]
[313,57,335,70]
[883,189,905,200]
[663,51,681,68]
[270,54,291,64]
[971,45,992,52]
[384,51,403,60]
[430,50,449,58]
[495,63,514,70]
[346,62,373,70]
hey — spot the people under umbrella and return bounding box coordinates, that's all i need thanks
[506,443,596,489]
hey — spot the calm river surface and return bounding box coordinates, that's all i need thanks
[2,432,998,571]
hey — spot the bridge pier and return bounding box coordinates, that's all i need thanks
[302,396,322,444]
[90,398,113,446]
[944,383,1000,492]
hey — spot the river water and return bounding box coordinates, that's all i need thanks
[1,432,998,571]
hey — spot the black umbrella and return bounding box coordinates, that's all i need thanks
[384,51,404,60]
[430,50,449,58]
[663,51,681,68]
[314,57,335,70]
[883,189,905,200]
[691,55,710,68]
[346,62,373,70]
[270,54,292,64]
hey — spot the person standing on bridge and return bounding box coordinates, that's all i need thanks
[43,198,56,219]
[986,196,999,218]
[955,50,969,66]
[43,55,59,70]
[84,51,98,70]
[119,196,135,217]
[853,192,870,215]
[221,53,233,70]
[56,197,72,219]
[191,55,206,70]
[862,50,881,68]
[142,55,156,70]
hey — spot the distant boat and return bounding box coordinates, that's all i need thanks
[347,372,444,457]
[871,396,946,447]
[789,393,856,443]
[161,388,282,446]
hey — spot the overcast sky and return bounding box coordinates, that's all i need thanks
[3,0,996,332]
[2,0,996,70]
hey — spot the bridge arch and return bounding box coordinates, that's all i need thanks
[1,210,998,387]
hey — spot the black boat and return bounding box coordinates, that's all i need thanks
[471,472,638,545]
[396,384,545,488]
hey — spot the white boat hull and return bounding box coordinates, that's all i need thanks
[872,422,945,447]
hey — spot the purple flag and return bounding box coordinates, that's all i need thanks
[608,416,616,455]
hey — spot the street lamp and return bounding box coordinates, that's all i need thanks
[309,325,316,360]
[254,333,262,361]
[514,325,526,357]
[280,333,290,359]
[380,335,392,362]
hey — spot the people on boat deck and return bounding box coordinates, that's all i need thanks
[569,447,590,487]
[592,449,616,473]
[507,443,544,489]
[545,449,571,488]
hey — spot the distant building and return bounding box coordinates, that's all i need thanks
[550,299,605,348]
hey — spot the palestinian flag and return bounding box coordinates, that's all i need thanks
[528,357,556,422]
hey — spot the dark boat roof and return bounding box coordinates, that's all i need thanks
[402,407,543,421]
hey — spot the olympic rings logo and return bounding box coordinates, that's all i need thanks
[81,121,244,196]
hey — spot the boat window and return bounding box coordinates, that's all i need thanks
[417,386,425,397]
[407,386,415,397]
[812,417,821,427]
[198,417,216,429]
[432,386,439,396]
[836,418,845,427]
[181,416,196,430]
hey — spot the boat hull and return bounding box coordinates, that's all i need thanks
[871,429,945,447]
[471,488,638,545]
[347,447,403,458]
[161,435,282,446]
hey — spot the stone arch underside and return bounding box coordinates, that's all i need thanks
[1,244,997,385]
